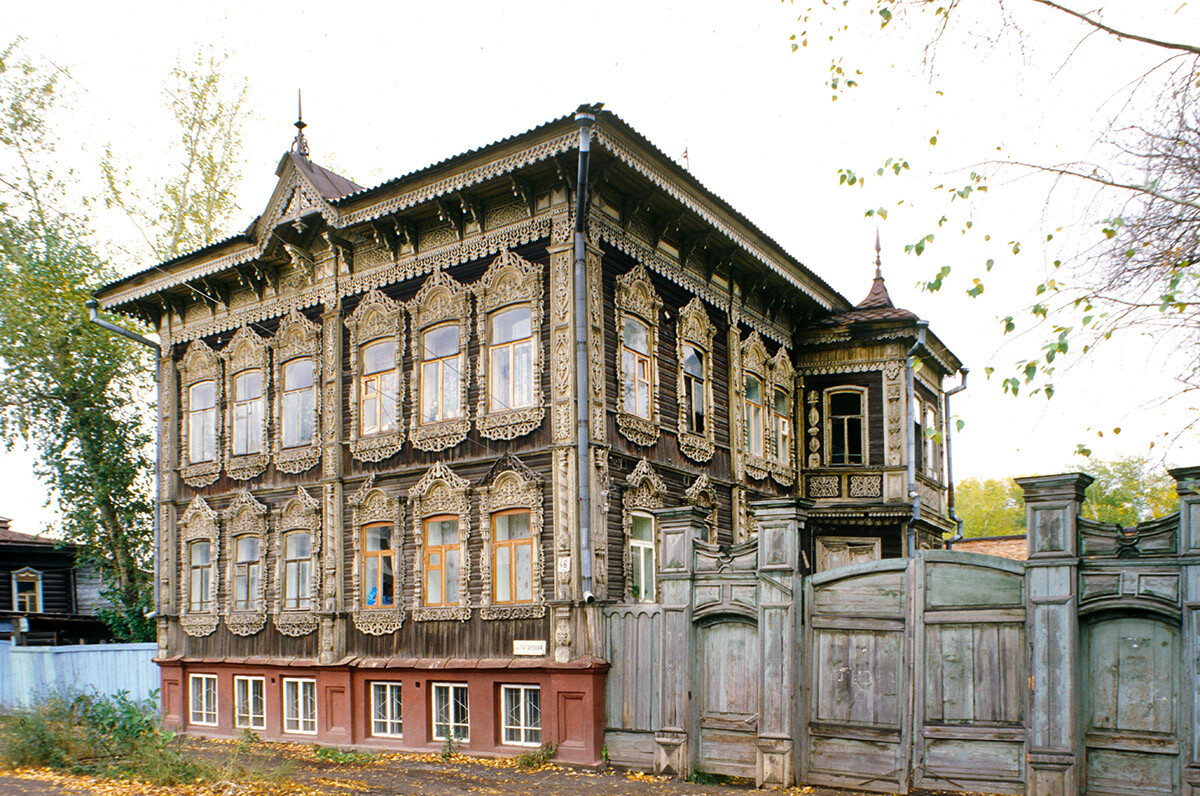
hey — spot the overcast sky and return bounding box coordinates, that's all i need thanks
[2,0,1196,534]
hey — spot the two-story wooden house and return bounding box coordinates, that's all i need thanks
[93,106,961,765]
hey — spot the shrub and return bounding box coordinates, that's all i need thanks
[513,743,557,771]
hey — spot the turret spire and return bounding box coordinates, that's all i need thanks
[874,225,883,279]
[292,89,310,159]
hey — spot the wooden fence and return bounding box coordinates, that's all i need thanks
[0,641,158,710]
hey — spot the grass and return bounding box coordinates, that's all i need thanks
[688,768,734,785]
[512,743,557,771]
[311,745,375,764]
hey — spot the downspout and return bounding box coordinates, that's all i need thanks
[86,298,162,618]
[574,105,600,603]
[905,321,929,557]
[943,367,969,548]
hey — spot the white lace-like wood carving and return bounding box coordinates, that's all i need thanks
[345,289,406,462]
[178,496,219,637]
[272,310,323,474]
[222,327,271,481]
[223,491,268,636]
[409,463,471,621]
[738,332,772,482]
[478,454,545,620]
[350,475,405,634]
[273,486,322,637]
[473,251,545,441]
[623,458,666,602]
[675,297,716,463]
[178,339,222,487]
[769,346,797,487]
[408,269,471,452]
[684,474,718,543]
[615,263,662,447]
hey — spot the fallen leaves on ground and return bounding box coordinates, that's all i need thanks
[6,766,335,796]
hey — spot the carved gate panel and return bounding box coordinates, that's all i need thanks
[695,619,759,778]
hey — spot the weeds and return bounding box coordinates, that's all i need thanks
[688,768,732,785]
[312,745,375,764]
[440,734,457,761]
[513,743,557,771]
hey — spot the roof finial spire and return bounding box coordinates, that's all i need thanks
[874,225,883,280]
[292,89,310,159]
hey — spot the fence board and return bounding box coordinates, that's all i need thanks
[0,641,158,710]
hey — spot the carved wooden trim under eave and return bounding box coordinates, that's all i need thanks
[350,477,405,635]
[221,327,271,481]
[272,486,321,637]
[345,289,406,463]
[408,269,471,452]
[409,463,471,621]
[178,339,222,488]
[675,297,717,463]
[615,263,663,447]
[272,310,323,474]
[473,251,546,441]
[623,458,666,603]
[178,496,219,637]
[478,455,546,620]
[222,491,268,636]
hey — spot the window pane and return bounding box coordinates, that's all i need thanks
[745,375,761,404]
[775,388,789,415]
[236,536,258,563]
[492,306,530,344]
[490,346,510,411]
[427,566,441,606]
[364,557,378,606]
[297,560,311,605]
[190,381,215,410]
[690,380,706,434]
[847,418,863,461]
[513,340,532,408]
[286,531,311,559]
[831,391,861,417]
[682,345,703,378]
[381,554,394,605]
[366,526,391,552]
[422,362,439,422]
[623,317,649,354]
[284,359,314,390]
[442,363,460,419]
[191,541,211,566]
[445,549,460,603]
[515,543,532,602]
[423,325,459,359]
[363,341,394,375]
[631,515,653,542]
[380,371,398,431]
[495,546,511,603]
[235,371,263,400]
[622,350,637,413]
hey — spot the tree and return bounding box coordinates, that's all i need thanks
[954,477,1025,537]
[1081,455,1178,525]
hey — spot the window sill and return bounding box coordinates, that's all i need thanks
[274,611,319,637]
[276,442,321,474]
[350,431,405,463]
[352,607,405,635]
[479,406,544,441]
[224,610,267,636]
[616,412,659,447]
[413,605,472,622]
[411,417,469,452]
[181,460,221,488]
[227,451,269,481]
[678,431,714,463]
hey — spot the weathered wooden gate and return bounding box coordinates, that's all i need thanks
[694,619,759,777]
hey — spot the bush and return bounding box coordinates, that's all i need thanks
[513,743,557,771]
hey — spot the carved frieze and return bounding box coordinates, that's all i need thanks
[345,289,406,462]
[272,310,323,474]
[273,486,321,637]
[177,339,222,488]
[408,463,471,621]
[407,269,471,452]
[223,491,268,636]
[178,496,219,637]
[478,454,546,620]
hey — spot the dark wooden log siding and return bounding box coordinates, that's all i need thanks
[0,546,76,614]
[801,372,884,466]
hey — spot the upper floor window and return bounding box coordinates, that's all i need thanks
[622,317,652,418]
[828,389,865,466]
[362,524,396,609]
[681,344,706,435]
[421,325,461,424]
[232,535,261,611]
[424,516,461,607]
[189,540,213,612]
[283,530,312,610]
[488,306,533,412]
[188,381,217,463]
[629,512,656,602]
[12,568,41,613]
[745,374,764,457]
[361,340,399,436]
[346,289,405,462]
[281,358,315,448]
[231,371,264,456]
[614,264,663,448]
[492,509,533,605]
[676,297,717,463]
[923,402,939,479]
[773,388,791,465]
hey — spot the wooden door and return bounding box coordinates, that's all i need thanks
[695,619,759,778]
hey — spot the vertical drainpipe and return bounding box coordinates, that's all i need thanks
[905,321,929,557]
[574,106,599,601]
[943,368,969,548]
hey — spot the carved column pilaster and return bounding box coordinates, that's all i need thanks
[586,244,609,605]
[728,282,744,486]
[320,297,346,663]
[1171,465,1200,794]
[548,220,578,662]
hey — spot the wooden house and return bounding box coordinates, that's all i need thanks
[93,107,962,765]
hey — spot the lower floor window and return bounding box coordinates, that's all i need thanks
[432,683,469,741]
[501,685,541,747]
[189,673,217,726]
[234,676,265,730]
[371,682,403,737]
[283,678,316,734]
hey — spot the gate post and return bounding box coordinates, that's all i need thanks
[1170,466,1200,796]
[750,497,812,788]
[1016,473,1091,796]
[652,504,705,779]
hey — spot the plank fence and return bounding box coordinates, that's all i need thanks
[0,641,158,711]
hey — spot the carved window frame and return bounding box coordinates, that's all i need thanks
[408,269,471,452]
[622,458,666,603]
[178,339,223,487]
[615,263,663,447]
[273,486,322,637]
[409,463,471,621]
[223,491,268,636]
[675,297,716,463]
[824,386,869,467]
[345,289,406,463]
[478,455,545,620]
[473,251,545,441]
[737,331,772,481]
[272,310,323,474]
[768,347,797,487]
[349,477,404,635]
[178,496,220,637]
[222,327,271,481]
[684,473,719,543]
[11,567,42,613]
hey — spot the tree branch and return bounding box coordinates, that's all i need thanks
[992,159,1200,211]
[1030,0,1200,56]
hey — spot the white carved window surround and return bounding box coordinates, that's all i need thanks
[222,327,271,481]
[349,476,404,635]
[272,310,322,474]
[223,491,268,636]
[825,387,868,467]
[615,263,663,448]
[478,454,545,620]
[408,269,471,452]
[622,458,665,603]
[273,486,321,637]
[409,463,471,622]
[676,297,716,463]
[345,289,406,463]
[473,251,545,441]
[12,567,42,613]
[736,332,796,485]
[178,339,223,488]
[178,496,220,637]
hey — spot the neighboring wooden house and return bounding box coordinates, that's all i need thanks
[0,518,112,645]
[93,108,962,763]
[952,532,1029,560]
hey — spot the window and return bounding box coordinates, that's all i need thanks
[283,678,316,734]
[189,540,213,612]
[744,374,764,457]
[371,682,403,737]
[188,381,217,463]
[424,517,461,607]
[362,524,396,608]
[773,388,791,465]
[283,530,312,610]
[630,512,656,602]
[681,344,706,435]
[12,569,41,613]
[432,683,469,741]
[232,535,261,611]
[488,306,533,412]
[231,370,264,456]
[828,390,865,466]
[492,510,533,605]
[501,685,541,746]
[234,676,265,730]
[621,317,652,419]
[281,358,315,448]
[190,674,218,726]
[675,297,716,463]
[923,402,939,479]
[361,340,399,436]
[421,325,461,423]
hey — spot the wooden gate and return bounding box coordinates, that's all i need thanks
[694,619,759,778]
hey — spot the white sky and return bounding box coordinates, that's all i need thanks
[2,0,1196,535]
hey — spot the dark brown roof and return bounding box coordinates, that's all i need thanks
[813,274,919,326]
[0,525,52,544]
[289,153,364,201]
